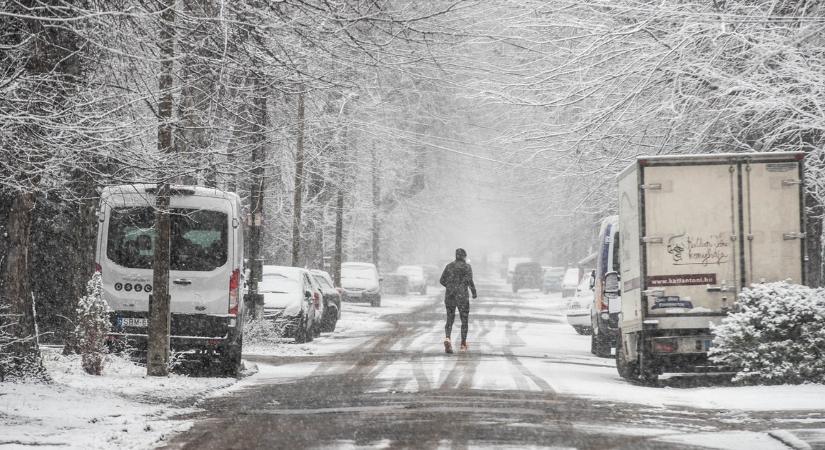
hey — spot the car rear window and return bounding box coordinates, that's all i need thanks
[342,266,377,281]
[260,273,301,295]
[107,207,228,271]
[313,275,334,290]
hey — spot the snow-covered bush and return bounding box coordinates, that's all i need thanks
[74,273,110,375]
[243,317,284,345]
[710,282,825,385]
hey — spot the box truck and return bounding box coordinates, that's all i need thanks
[610,152,806,382]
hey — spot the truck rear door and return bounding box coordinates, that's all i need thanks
[741,160,804,285]
[643,163,739,315]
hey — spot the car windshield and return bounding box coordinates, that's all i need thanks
[260,273,300,295]
[342,266,376,280]
[106,207,227,271]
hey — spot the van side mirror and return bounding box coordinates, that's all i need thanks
[304,290,312,299]
[604,271,620,296]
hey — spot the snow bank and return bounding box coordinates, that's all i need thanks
[0,348,236,449]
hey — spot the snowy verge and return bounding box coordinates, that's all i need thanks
[0,347,237,449]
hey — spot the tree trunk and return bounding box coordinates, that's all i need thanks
[291,90,306,266]
[371,146,381,271]
[333,189,344,286]
[246,82,267,318]
[3,191,38,359]
[147,0,176,377]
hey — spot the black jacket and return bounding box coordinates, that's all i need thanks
[440,259,477,301]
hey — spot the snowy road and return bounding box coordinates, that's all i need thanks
[164,280,825,449]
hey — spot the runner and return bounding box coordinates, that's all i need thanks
[439,248,477,353]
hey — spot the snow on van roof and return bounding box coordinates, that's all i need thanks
[101,184,240,201]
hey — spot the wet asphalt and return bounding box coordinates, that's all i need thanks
[163,282,824,450]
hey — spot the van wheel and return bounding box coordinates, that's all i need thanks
[220,332,243,377]
[591,328,612,358]
[615,334,639,380]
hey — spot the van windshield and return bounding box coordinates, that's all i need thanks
[107,207,228,271]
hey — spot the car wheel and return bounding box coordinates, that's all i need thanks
[371,296,381,307]
[321,305,338,333]
[294,314,310,343]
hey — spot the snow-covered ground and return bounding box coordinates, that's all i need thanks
[0,349,237,449]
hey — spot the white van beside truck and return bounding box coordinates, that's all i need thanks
[611,152,806,382]
[95,185,245,376]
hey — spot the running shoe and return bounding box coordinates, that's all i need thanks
[444,338,453,354]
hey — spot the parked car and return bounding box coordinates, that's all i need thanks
[512,261,542,293]
[396,265,427,294]
[381,273,409,295]
[589,215,619,358]
[341,262,382,307]
[421,264,440,286]
[259,265,320,343]
[542,267,565,293]
[565,272,594,335]
[310,269,341,333]
[561,268,580,298]
[97,184,245,376]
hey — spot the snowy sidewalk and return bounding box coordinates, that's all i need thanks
[0,348,239,449]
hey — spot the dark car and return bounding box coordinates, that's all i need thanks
[421,264,440,286]
[512,262,543,293]
[310,269,342,333]
[381,273,409,295]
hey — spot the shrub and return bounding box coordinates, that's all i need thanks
[74,273,110,375]
[710,281,825,385]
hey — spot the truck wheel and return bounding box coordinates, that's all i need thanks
[615,335,639,380]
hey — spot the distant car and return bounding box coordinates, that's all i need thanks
[506,257,532,283]
[341,262,382,307]
[512,262,542,293]
[561,268,580,298]
[260,265,320,343]
[542,267,565,293]
[566,273,594,335]
[381,273,409,295]
[396,265,427,294]
[421,264,440,286]
[310,269,341,333]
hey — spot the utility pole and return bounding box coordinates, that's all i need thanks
[371,146,381,271]
[291,90,305,267]
[246,80,267,318]
[147,0,175,377]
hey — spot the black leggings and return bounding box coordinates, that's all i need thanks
[445,301,470,344]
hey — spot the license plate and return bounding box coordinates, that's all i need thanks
[348,292,362,298]
[119,317,148,328]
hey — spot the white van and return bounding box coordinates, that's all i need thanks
[95,185,244,375]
